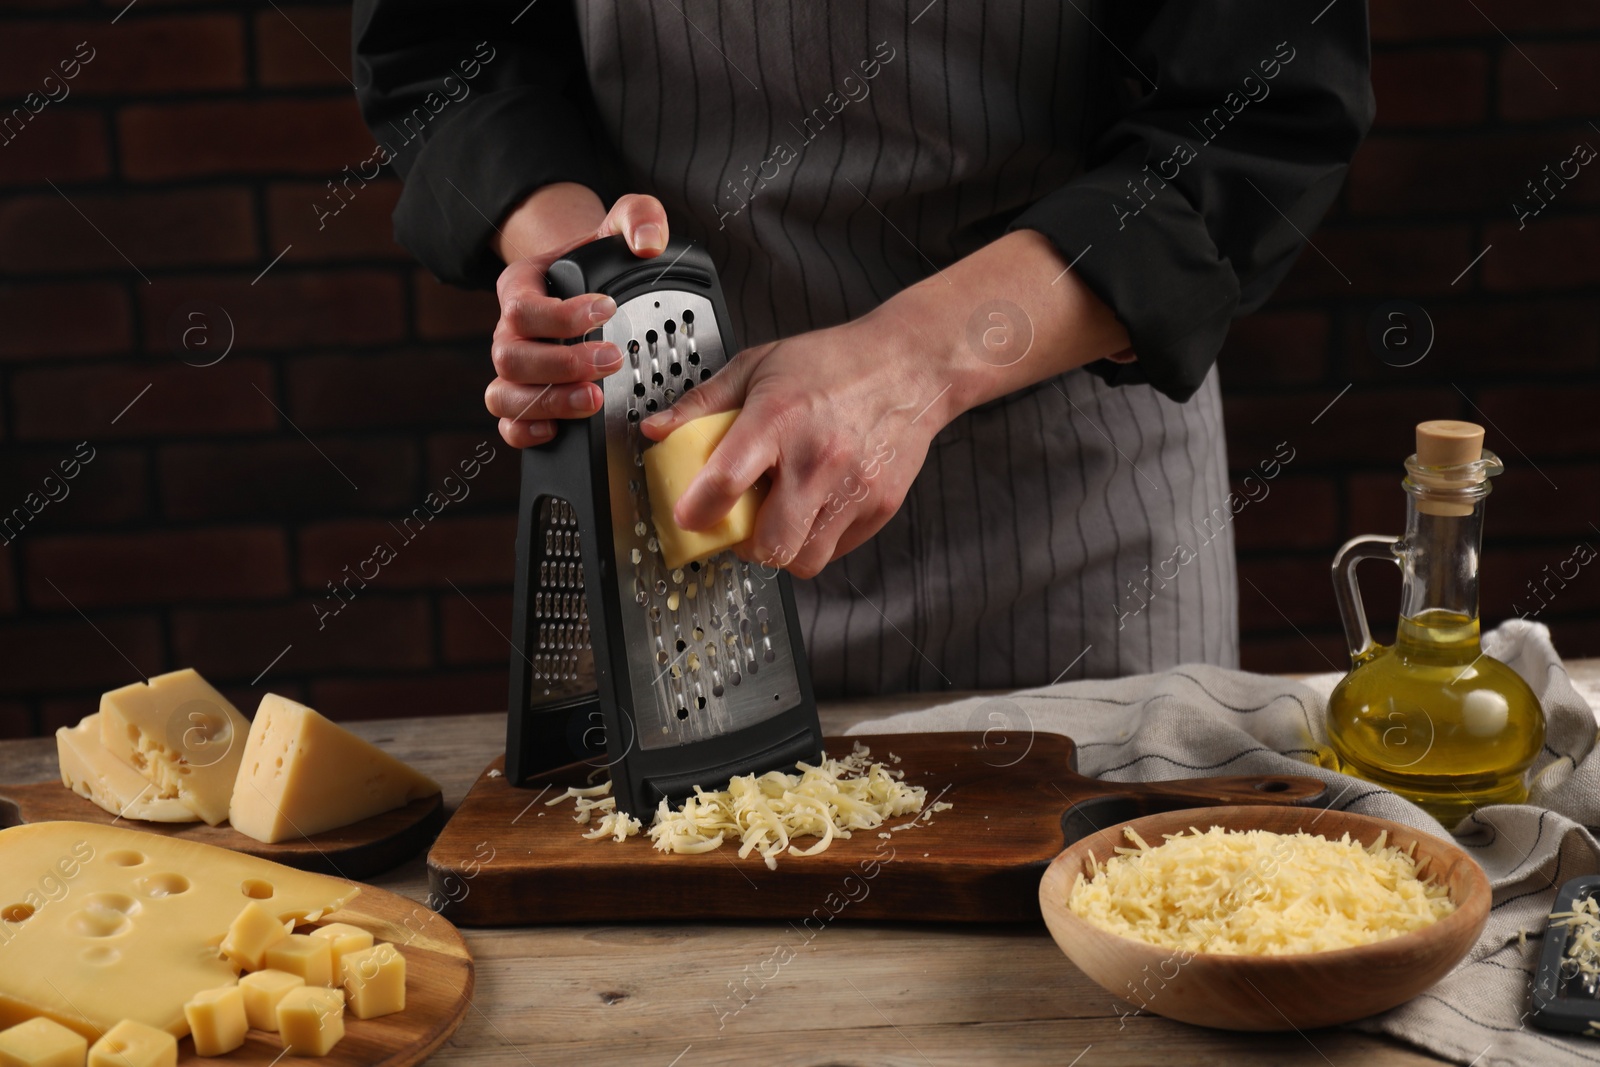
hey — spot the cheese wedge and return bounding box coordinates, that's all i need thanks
[0,821,358,1040]
[97,670,249,826]
[228,694,440,845]
[56,715,199,824]
[642,408,767,569]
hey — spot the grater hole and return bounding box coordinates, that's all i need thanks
[682,379,694,392]
[700,368,712,381]
[665,319,676,334]
[634,382,645,397]
[627,409,640,422]
[670,361,682,377]
[676,707,688,721]
[675,639,686,653]
[682,310,694,323]
[646,329,658,343]
[628,339,640,354]
[689,561,701,571]
[689,352,700,365]
[651,371,664,386]
[646,399,658,412]
[713,684,725,697]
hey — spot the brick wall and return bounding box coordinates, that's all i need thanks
[0,1,1594,736]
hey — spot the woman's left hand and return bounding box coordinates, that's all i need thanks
[639,307,956,579]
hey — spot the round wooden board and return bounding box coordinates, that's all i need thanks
[196,882,475,1067]
[0,780,444,880]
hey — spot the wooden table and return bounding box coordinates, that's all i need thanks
[7,665,1599,1067]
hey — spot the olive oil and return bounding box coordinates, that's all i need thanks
[1325,421,1545,827]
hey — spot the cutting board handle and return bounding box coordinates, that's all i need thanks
[1059,772,1328,847]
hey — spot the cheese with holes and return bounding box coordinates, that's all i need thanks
[643,409,767,569]
[182,986,246,1058]
[0,1018,88,1067]
[87,1022,172,1067]
[56,716,199,824]
[228,694,440,844]
[0,822,358,1039]
[97,670,249,826]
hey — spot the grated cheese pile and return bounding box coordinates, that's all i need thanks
[1067,825,1456,955]
[545,743,950,868]
[1550,894,1600,980]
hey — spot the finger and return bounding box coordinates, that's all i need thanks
[640,348,759,441]
[492,337,623,384]
[597,193,669,257]
[746,471,839,576]
[826,511,890,564]
[498,417,556,449]
[485,379,603,421]
[673,415,778,532]
[784,506,850,580]
[499,289,618,341]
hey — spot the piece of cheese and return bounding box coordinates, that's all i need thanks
[181,986,246,1058]
[228,694,440,845]
[0,822,358,1039]
[56,715,199,824]
[219,901,290,971]
[87,1022,173,1067]
[276,988,344,1057]
[310,922,373,972]
[237,972,302,1033]
[643,409,767,569]
[0,1018,87,1067]
[97,669,249,826]
[340,943,405,1020]
[264,934,333,987]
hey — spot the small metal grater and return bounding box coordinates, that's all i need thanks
[504,236,823,817]
[1530,874,1600,1036]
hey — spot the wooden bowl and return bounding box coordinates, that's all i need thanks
[1038,805,1490,1031]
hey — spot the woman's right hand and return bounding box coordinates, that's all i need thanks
[486,184,670,447]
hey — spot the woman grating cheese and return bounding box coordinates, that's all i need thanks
[1068,825,1455,955]
[545,743,949,868]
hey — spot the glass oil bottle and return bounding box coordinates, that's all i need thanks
[1325,420,1544,826]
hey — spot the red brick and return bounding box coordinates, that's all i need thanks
[1347,298,1599,381]
[1473,385,1600,458]
[255,7,352,88]
[1500,44,1600,121]
[171,597,433,677]
[0,700,33,740]
[309,670,505,721]
[140,270,406,351]
[0,446,148,534]
[297,516,515,591]
[0,108,107,185]
[0,615,163,693]
[1348,130,1600,218]
[40,697,95,735]
[415,271,499,341]
[1225,386,1461,467]
[441,591,512,665]
[1483,216,1600,292]
[287,349,491,430]
[27,527,289,608]
[1238,557,1342,633]
[267,180,405,261]
[1219,311,1329,386]
[12,359,277,440]
[119,99,374,180]
[426,432,519,508]
[1371,49,1489,128]
[1274,225,1474,300]
[1372,0,1600,42]
[1543,616,1600,662]
[1346,471,1408,536]
[0,282,130,360]
[1482,544,1600,623]
[0,553,15,615]
[1486,464,1599,539]
[0,188,256,273]
[159,437,418,521]
[1229,476,1341,552]
[0,16,244,97]
[1239,632,1348,676]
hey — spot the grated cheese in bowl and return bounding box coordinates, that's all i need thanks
[1067,824,1456,955]
[544,743,950,868]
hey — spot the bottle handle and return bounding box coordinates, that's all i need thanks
[1332,535,1402,664]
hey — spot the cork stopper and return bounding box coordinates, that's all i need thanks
[1412,420,1486,516]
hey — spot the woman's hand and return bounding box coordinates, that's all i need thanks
[486,184,669,448]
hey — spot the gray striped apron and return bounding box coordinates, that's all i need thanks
[574,0,1239,696]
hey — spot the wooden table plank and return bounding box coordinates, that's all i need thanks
[9,662,1598,1067]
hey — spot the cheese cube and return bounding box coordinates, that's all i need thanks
[643,409,767,569]
[339,943,406,1020]
[264,934,333,987]
[238,971,304,1032]
[219,901,290,971]
[310,923,374,972]
[229,694,441,844]
[0,1018,88,1067]
[56,715,200,824]
[98,669,250,826]
[87,1022,174,1067]
[276,988,344,1057]
[182,986,246,1057]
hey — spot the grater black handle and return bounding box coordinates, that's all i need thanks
[545,235,722,318]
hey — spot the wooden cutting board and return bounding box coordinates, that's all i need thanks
[0,781,444,880]
[426,732,1328,925]
[184,883,473,1067]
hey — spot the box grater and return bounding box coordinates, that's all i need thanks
[504,236,823,817]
